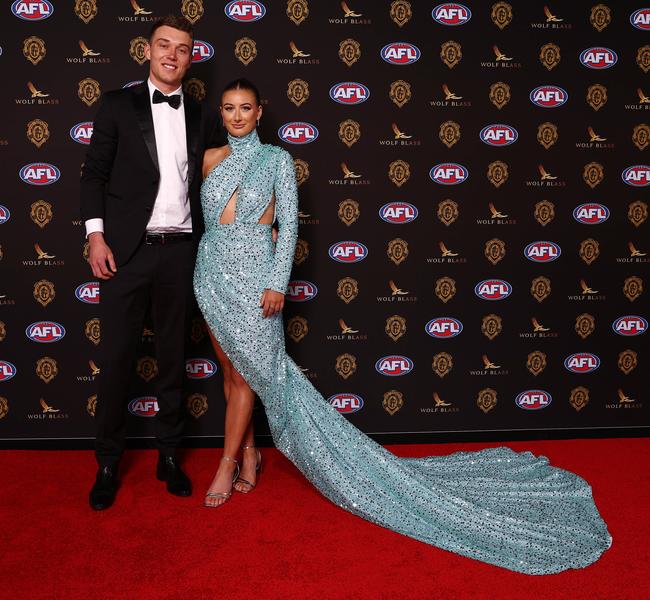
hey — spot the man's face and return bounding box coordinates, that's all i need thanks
[145,25,192,93]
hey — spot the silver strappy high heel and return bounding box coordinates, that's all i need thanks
[234,445,262,494]
[204,456,240,507]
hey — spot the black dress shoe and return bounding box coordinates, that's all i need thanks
[156,455,192,497]
[89,465,119,510]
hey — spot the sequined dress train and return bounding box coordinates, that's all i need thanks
[194,130,611,574]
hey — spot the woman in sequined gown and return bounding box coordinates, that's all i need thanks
[194,79,611,574]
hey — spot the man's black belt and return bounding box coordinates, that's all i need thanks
[144,232,193,245]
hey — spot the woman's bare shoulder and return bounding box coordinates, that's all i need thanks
[203,146,230,178]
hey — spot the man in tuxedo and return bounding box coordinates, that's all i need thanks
[80,15,224,510]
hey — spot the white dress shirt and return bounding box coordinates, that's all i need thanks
[85,79,191,237]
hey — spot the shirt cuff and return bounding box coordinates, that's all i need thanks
[85,218,104,237]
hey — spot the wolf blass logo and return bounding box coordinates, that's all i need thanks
[376,281,417,303]
[328,3,371,25]
[15,82,60,106]
[66,41,110,64]
[22,244,64,267]
[326,322,367,342]
[118,1,155,22]
[27,399,69,421]
[469,359,509,377]
[276,42,319,65]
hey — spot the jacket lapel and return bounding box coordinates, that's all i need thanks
[184,93,201,185]
[132,83,159,173]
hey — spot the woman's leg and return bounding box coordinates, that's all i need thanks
[205,328,255,506]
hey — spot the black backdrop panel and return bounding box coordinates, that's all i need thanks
[0,0,648,445]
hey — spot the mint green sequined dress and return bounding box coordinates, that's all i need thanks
[193,130,611,574]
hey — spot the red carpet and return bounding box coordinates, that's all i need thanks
[1,439,648,599]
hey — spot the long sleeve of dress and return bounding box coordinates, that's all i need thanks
[267,150,299,294]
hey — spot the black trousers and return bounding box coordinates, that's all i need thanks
[95,238,196,466]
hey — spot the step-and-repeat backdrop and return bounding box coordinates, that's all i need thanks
[0,0,648,445]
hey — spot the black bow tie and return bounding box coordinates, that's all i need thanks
[152,89,181,109]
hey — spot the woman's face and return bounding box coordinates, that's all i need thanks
[220,88,262,137]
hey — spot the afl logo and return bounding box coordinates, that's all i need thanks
[329,82,370,105]
[328,393,364,414]
[379,202,418,224]
[381,43,421,65]
[25,321,66,343]
[328,241,368,263]
[375,355,414,376]
[185,358,217,379]
[278,122,318,145]
[516,390,552,411]
[580,47,618,69]
[0,205,10,225]
[0,361,17,382]
[128,397,159,417]
[474,279,512,301]
[123,80,144,88]
[20,163,60,186]
[631,8,650,30]
[192,40,214,63]
[11,0,53,20]
[430,163,468,185]
[530,85,568,108]
[69,122,93,145]
[287,281,318,302]
[573,203,610,224]
[225,0,266,21]
[425,318,463,338]
[75,282,100,304]
[480,124,518,147]
[564,353,600,374]
[613,316,647,336]
[432,3,471,25]
[524,241,561,262]
[622,165,650,187]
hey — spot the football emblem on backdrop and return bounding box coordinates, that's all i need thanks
[430,163,468,185]
[287,281,318,302]
[579,47,618,69]
[185,358,217,379]
[564,353,600,374]
[474,279,512,301]
[192,40,214,63]
[70,122,94,145]
[480,124,518,146]
[432,3,472,26]
[622,165,650,187]
[328,393,364,414]
[379,202,418,224]
[375,356,413,376]
[613,316,647,336]
[278,122,318,144]
[381,43,420,65]
[515,390,552,410]
[20,163,60,186]
[530,85,568,108]
[631,8,650,30]
[128,397,159,417]
[0,361,17,383]
[329,241,368,263]
[573,204,609,225]
[425,318,463,338]
[12,0,53,20]
[524,241,561,263]
[329,82,370,105]
[25,321,65,343]
[225,1,266,22]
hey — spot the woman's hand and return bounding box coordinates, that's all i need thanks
[260,289,285,318]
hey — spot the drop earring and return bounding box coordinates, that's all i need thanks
[256,118,260,127]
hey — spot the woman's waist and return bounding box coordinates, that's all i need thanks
[203,222,273,238]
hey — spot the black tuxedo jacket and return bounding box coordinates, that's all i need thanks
[80,82,225,266]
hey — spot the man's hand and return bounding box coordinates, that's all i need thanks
[259,289,284,318]
[88,232,117,280]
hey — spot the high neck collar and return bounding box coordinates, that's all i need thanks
[227,129,260,153]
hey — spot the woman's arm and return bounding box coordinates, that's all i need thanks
[266,149,299,294]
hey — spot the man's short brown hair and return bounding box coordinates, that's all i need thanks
[149,15,194,41]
